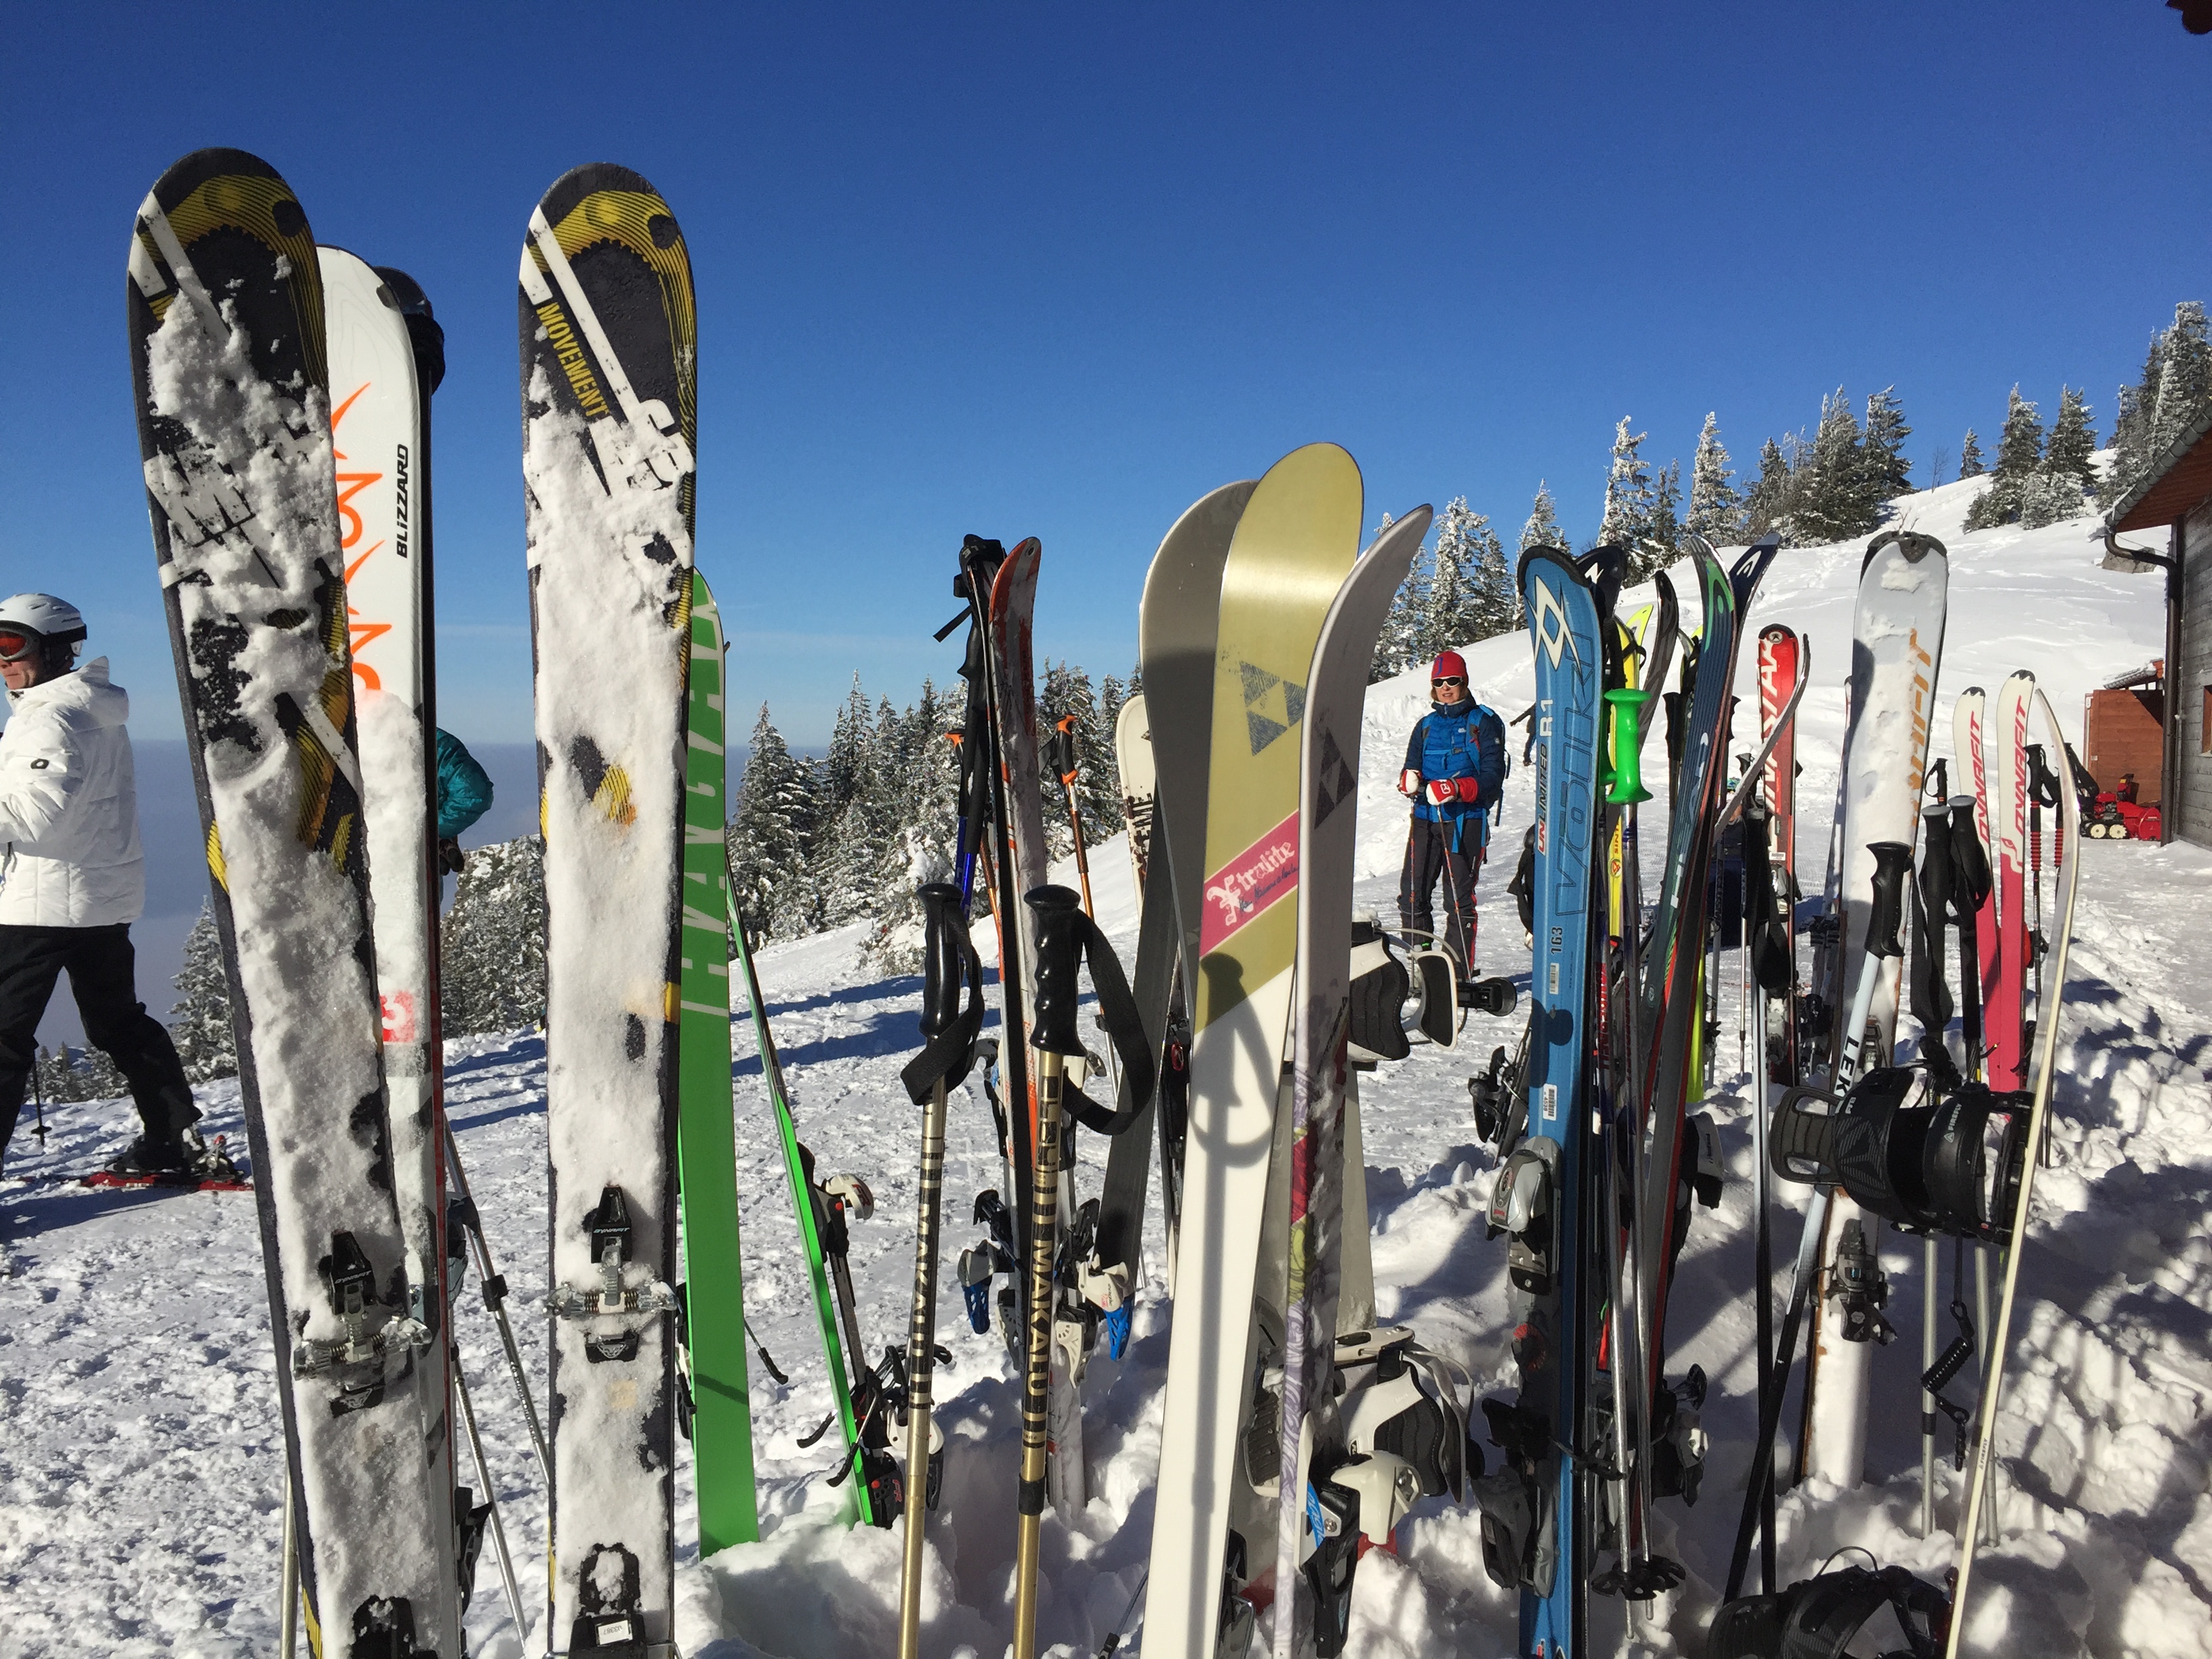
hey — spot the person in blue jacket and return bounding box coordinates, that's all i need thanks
[435,729,493,881]
[1397,649,1507,985]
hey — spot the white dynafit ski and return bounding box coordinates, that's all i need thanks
[1804,530,1946,1490]
[130,149,461,1656]
[521,163,696,1656]
[1144,443,1362,1659]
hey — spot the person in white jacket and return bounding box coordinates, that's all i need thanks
[0,594,204,1174]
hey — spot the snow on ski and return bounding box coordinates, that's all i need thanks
[520,161,695,1656]
[129,148,462,1656]
[1144,443,1361,1659]
[1274,505,1429,1659]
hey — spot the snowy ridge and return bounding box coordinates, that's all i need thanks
[5,478,2208,1658]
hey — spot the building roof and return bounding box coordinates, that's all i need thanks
[2107,399,2212,533]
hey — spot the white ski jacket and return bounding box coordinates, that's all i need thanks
[0,659,147,927]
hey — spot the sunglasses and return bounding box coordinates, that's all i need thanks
[0,631,36,663]
[1432,676,1465,688]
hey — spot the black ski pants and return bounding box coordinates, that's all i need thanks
[0,923,200,1162]
[1398,815,1483,977]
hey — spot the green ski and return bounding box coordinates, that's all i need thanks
[678,571,758,1553]
[728,894,875,1526]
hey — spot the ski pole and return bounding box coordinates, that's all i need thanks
[1944,794,2002,1546]
[453,1343,526,1643]
[1012,884,1084,1658]
[1050,716,1097,921]
[1725,840,1912,1601]
[442,1126,550,1473]
[30,1048,46,1151]
[898,882,982,1659]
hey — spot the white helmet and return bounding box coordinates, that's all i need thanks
[0,594,87,670]
[0,594,85,640]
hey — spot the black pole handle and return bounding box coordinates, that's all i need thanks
[1946,798,1991,912]
[1917,803,1955,925]
[1027,884,1086,1057]
[1048,720,1078,783]
[918,882,965,1040]
[1866,842,1914,960]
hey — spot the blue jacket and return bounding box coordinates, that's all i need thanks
[436,729,494,842]
[1404,699,1506,847]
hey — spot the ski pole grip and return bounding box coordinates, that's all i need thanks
[918,881,964,1039]
[1602,687,1654,805]
[1917,802,1954,924]
[1025,884,1086,1056]
[1946,798,1991,909]
[1866,841,1913,960]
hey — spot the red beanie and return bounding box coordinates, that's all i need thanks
[1431,650,1467,681]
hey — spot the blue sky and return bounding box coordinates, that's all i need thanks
[3,2,2205,747]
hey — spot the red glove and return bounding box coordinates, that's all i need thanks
[1455,777,1484,805]
[1426,779,1456,805]
[1399,769,1422,797]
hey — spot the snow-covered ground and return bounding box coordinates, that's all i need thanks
[5,476,2206,1658]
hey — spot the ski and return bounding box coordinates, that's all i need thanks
[129,148,462,1655]
[1985,673,2035,1090]
[1274,506,1430,1658]
[1801,531,1947,1492]
[1474,548,1606,1657]
[676,571,760,1553]
[520,161,695,1656]
[1944,687,2081,1657]
[1757,625,1803,1090]
[1144,444,1362,1659]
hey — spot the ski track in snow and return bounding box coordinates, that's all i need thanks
[4,476,2209,1658]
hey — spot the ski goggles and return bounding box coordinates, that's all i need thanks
[1431,675,1466,688]
[0,630,40,663]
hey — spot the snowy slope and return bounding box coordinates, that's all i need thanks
[5,481,2208,1659]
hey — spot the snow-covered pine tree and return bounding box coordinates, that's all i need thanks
[1965,386,2045,531]
[1636,458,1681,576]
[1859,386,1913,514]
[1742,437,1794,541]
[1416,499,1482,660]
[169,902,237,1082]
[1785,389,1871,544]
[1372,511,1429,682]
[33,1043,130,1103]
[2150,300,2211,461]
[1470,511,1520,638]
[728,705,820,941]
[1685,413,1741,546]
[2043,386,2100,497]
[1039,660,1120,851]
[863,681,962,971]
[1958,428,1985,478]
[438,835,548,1036]
[1519,480,1565,553]
[1597,418,1652,554]
[2018,465,2086,529]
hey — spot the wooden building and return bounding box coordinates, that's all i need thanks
[2103,402,2212,847]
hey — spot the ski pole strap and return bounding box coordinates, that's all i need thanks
[1024,884,1155,1135]
[899,882,986,1105]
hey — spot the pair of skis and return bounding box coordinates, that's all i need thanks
[1142,446,1463,1659]
[131,148,473,1656]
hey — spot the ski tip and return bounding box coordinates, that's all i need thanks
[533,162,680,232]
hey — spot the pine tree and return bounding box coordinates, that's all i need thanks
[1784,390,1870,545]
[1470,512,1520,638]
[1417,499,1494,658]
[1958,428,1984,478]
[1519,480,1565,552]
[2018,466,2086,529]
[1685,413,1740,546]
[1372,511,1430,682]
[169,903,237,1082]
[728,706,819,941]
[1632,459,1681,577]
[1742,438,1793,540]
[439,836,548,1036]
[1965,386,2045,531]
[2043,386,2100,496]
[1597,418,1652,553]
[863,684,962,972]
[2150,300,2211,461]
[1858,386,1913,512]
[1040,661,1120,853]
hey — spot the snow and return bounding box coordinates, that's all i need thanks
[5,477,2207,1658]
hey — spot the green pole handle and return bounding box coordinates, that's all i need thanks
[1603,686,1655,805]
